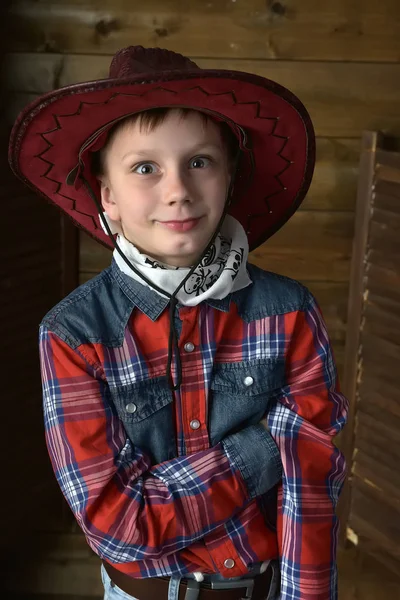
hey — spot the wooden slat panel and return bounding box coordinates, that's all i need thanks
[376,148,400,170]
[375,164,400,186]
[4,53,400,138]
[360,334,400,389]
[356,409,400,448]
[373,178,400,200]
[366,260,400,297]
[369,209,400,253]
[362,332,400,366]
[366,289,400,321]
[349,483,400,560]
[363,297,400,347]
[358,377,400,419]
[356,400,400,454]
[356,422,400,472]
[6,0,400,62]
[372,192,400,214]
[352,457,400,508]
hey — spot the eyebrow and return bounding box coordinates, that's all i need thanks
[121,143,223,162]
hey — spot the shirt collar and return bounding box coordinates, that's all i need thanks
[110,259,233,320]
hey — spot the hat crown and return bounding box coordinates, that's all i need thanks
[109,45,200,78]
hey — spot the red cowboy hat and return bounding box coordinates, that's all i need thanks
[8,46,315,252]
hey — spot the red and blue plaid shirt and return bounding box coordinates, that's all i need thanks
[39,261,347,599]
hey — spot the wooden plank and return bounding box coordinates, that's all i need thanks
[4,91,39,127]
[337,545,400,598]
[349,487,400,561]
[369,209,400,254]
[356,402,400,460]
[352,457,400,508]
[351,474,400,529]
[361,335,400,388]
[373,178,400,201]
[79,244,351,283]
[366,260,400,297]
[306,138,358,211]
[375,164,400,186]
[6,0,400,62]
[363,297,400,347]
[4,53,400,137]
[358,377,400,419]
[79,211,353,282]
[357,405,400,447]
[336,133,377,544]
[366,289,400,321]
[356,423,400,473]
[372,191,400,214]
[376,148,400,171]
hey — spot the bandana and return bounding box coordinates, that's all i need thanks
[101,214,252,306]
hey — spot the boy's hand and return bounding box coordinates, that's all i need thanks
[260,417,269,432]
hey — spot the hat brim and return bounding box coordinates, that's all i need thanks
[9,69,315,251]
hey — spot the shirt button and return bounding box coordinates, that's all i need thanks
[243,376,254,386]
[125,403,137,413]
[184,342,195,353]
[224,558,235,569]
[190,419,201,430]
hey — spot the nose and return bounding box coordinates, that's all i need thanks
[162,167,192,205]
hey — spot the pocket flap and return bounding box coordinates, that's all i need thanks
[211,359,284,395]
[111,376,172,423]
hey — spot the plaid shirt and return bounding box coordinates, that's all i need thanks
[39,261,347,599]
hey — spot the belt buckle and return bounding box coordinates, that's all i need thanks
[210,577,255,600]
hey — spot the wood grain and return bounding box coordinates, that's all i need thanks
[4,52,400,137]
[79,211,353,282]
[6,0,400,62]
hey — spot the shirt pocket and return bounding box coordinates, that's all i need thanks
[208,358,285,446]
[110,376,176,465]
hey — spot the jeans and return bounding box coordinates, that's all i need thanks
[101,561,280,600]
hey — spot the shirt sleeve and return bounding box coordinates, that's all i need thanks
[39,324,282,565]
[267,292,348,600]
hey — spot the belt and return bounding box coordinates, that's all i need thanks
[102,560,273,600]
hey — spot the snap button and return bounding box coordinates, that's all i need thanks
[190,419,201,430]
[125,403,137,413]
[184,342,195,352]
[224,558,235,569]
[243,376,254,386]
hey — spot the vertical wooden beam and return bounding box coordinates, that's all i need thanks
[338,130,382,544]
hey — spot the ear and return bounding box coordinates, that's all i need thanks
[99,178,120,222]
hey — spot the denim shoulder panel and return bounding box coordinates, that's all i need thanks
[234,263,309,322]
[41,267,134,348]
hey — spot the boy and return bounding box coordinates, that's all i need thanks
[9,46,348,600]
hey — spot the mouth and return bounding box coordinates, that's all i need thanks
[157,217,203,232]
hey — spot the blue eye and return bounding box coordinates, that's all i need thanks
[133,163,157,175]
[190,157,211,169]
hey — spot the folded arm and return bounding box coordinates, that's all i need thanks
[39,325,282,564]
[267,292,348,600]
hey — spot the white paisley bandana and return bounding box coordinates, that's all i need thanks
[101,213,252,306]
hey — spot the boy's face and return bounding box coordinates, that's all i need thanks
[100,110,231,267]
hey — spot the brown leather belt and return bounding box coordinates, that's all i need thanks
[102,560,273,600]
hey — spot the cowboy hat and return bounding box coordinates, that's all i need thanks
[8,45,315,251]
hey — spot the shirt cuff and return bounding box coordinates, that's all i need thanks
[222,424,282,499]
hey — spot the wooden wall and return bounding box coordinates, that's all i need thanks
[4,0,400,381]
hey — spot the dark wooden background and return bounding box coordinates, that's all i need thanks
[5,0,400,382]
[2,1,400,597]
